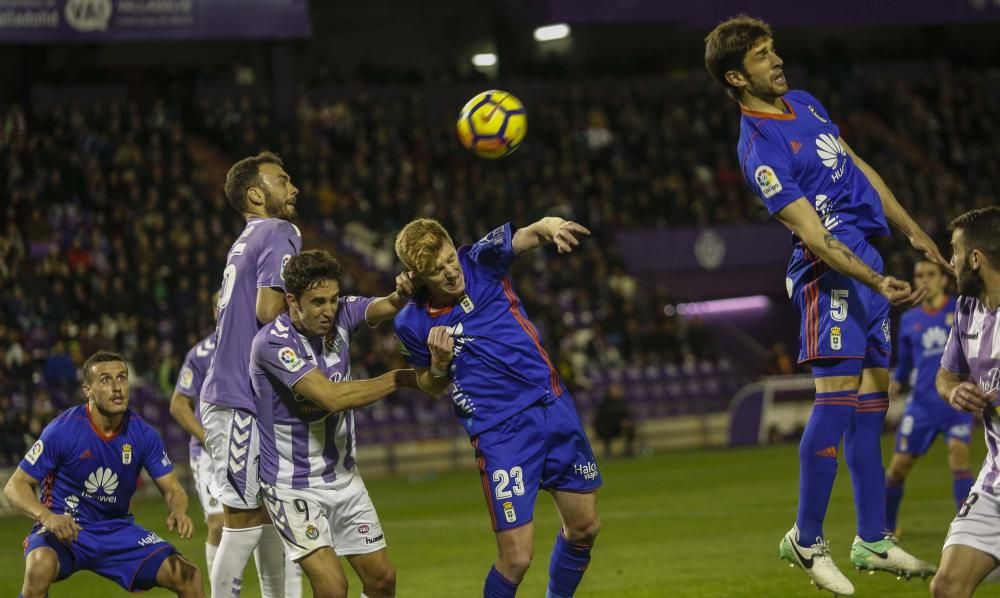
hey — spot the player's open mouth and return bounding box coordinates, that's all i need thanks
[774,72,785,85]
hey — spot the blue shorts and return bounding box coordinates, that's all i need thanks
[895,404,974,456]
[471,395,602,532]
[23,518,177,591]
[787,243,891,373]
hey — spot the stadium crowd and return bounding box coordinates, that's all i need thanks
[1,64,997,461]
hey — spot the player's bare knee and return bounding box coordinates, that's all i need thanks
[499,550,533,579]
[930,572,971,598]
[23,548,59,594]
[363,564,396,597]
[311,582,349,598]
[565,516,601,544]
[162,554,201,593]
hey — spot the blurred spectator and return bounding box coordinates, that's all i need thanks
[767,342,796,376]
[593,384,636,459]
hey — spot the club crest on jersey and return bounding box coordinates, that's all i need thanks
[179,367,194,390]
[280,254,292,281]
[459,294,475,313]
[279,347,305,372]
[808,105,828,123]
[25,440,44,465]
[305,525,320,540]
[754,165,782,199]
[122,443,132,464]
[830,326,842,350]
[502,501,517,523]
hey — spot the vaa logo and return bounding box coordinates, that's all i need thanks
[816,134,846,169]
[65,0,112,32]
[85,467,119,495]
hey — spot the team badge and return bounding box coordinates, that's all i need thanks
[278,347,305,372]
[179,367,194,390]
[753,165,782,199]
[122,443,133,465]
[358,524,370,534]
[502,501,517,523]
[25,440,44,465]
[830,326,842,351]
[305,525,320,540]
[280,254,292,281]
[947,313,955,327]
[459,294,475,313]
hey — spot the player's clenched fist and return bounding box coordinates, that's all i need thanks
[41,511,81,544]
[878,276,926,306]
[427,326,455,371]
[948,382,989,415]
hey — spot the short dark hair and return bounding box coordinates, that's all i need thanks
[950,207,1000,268]
[82,350,127,383]
[283,250,345,299]
[223,151,283,214]
[704,14,774,101]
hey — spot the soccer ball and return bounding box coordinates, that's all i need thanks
[456,90,527,159]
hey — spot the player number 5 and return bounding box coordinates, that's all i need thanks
[830,289,849,322]
[493,466,525,500]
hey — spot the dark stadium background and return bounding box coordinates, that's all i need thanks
[0,1,998,596]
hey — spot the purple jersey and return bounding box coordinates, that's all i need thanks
[738,90,890,265]
[174,333,217,460]
[941,296,1000,492]
[250,297,374,489]
[18,404,174,524]
[393,222,570,437]
[202,217,302,413]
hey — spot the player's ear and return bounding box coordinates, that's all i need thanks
[724,69,747,90]
[285,292,298,311]
[246,185,264,208]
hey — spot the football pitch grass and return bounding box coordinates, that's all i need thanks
[0,436,985,597]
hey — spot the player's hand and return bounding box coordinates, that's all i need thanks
[394,271,417,298]
[888,380,903,402]
[948,382,989,415]
[878,276,925,306]
[393,369,420,389]
[548,219,591,254]
[427,326,455,370]
[40,512,81,544]
[167,511,194,539]
[909,231,954,276]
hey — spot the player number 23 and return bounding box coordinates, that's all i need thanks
[493,466,525,500]
[830,289,849,322]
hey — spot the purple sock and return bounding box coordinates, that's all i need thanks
[547,531,593,598]
[796,390,858,543]
[953,469,975,510]
[484,565,518,598]
[845,391,890,542]
[884,477,904,531]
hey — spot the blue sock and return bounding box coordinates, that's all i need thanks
[796,390,858,543]
[953,469,975,510]
[547,531,593,598]
[884,477,904,531]
[484,565,518,598]
[845,391,890,542]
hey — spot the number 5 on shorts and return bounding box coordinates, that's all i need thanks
[830,289,849,322]
[493,467,525,500]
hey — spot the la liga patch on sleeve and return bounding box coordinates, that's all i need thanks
[25,440,44,465]
[278,347,305,372]
[754,165,783,198]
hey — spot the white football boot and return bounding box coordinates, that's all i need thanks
[779,526,855,596]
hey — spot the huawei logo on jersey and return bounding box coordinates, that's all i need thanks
[85,467,119,495]
[921,326,948,351]
[816,134,846,168]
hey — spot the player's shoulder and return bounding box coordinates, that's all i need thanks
[784,89,821,106]
[252,315,293,351]
[45,404,87,433]
[125,409,160,439]
[394,299,427,333]
[248,218,301,246]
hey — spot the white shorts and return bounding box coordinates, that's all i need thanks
[201,402,261,509]
[260,474,386,562]
[944,487,1000,561]
[189,446,224,520]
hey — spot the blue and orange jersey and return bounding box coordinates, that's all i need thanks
[738,89,890,260]
[393,223,566,436]
[894,296,959,415]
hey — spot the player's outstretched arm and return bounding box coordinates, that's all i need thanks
[153,472,194,539]
[775,198,926,306]
[169,391,206,445]
[839,137,952,274]
[936,367,989,416]
[366,272,417,325]
[512,217,591,255]
[3,468,81,543]
[292,368,419,412]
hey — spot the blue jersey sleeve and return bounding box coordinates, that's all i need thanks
[18,418,65,482]
[467,222,517,272]
[892,313,915,385]
[140,421,175,480]
[393,318,431,368]
[741,134,806,215]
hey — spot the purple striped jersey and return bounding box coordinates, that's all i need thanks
[202,217,302,413]
[940,296,1000,492]
[250,297,374,489]
[174,333,217,460]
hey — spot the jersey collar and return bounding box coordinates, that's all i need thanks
[741,97,797,121]
[85,402,126,441]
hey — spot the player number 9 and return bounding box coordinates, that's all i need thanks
[218,264,237,310]
[493,466,525,500]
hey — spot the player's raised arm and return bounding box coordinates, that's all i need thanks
[169,390,205,445]
[256,287,287,323]
[365,272,417,325]
[839,137,951,273]
[292,368,418,412]
[512,217,591,255]
[774,198,925,306]
[4,468,82,543]
[153,472,194,539]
